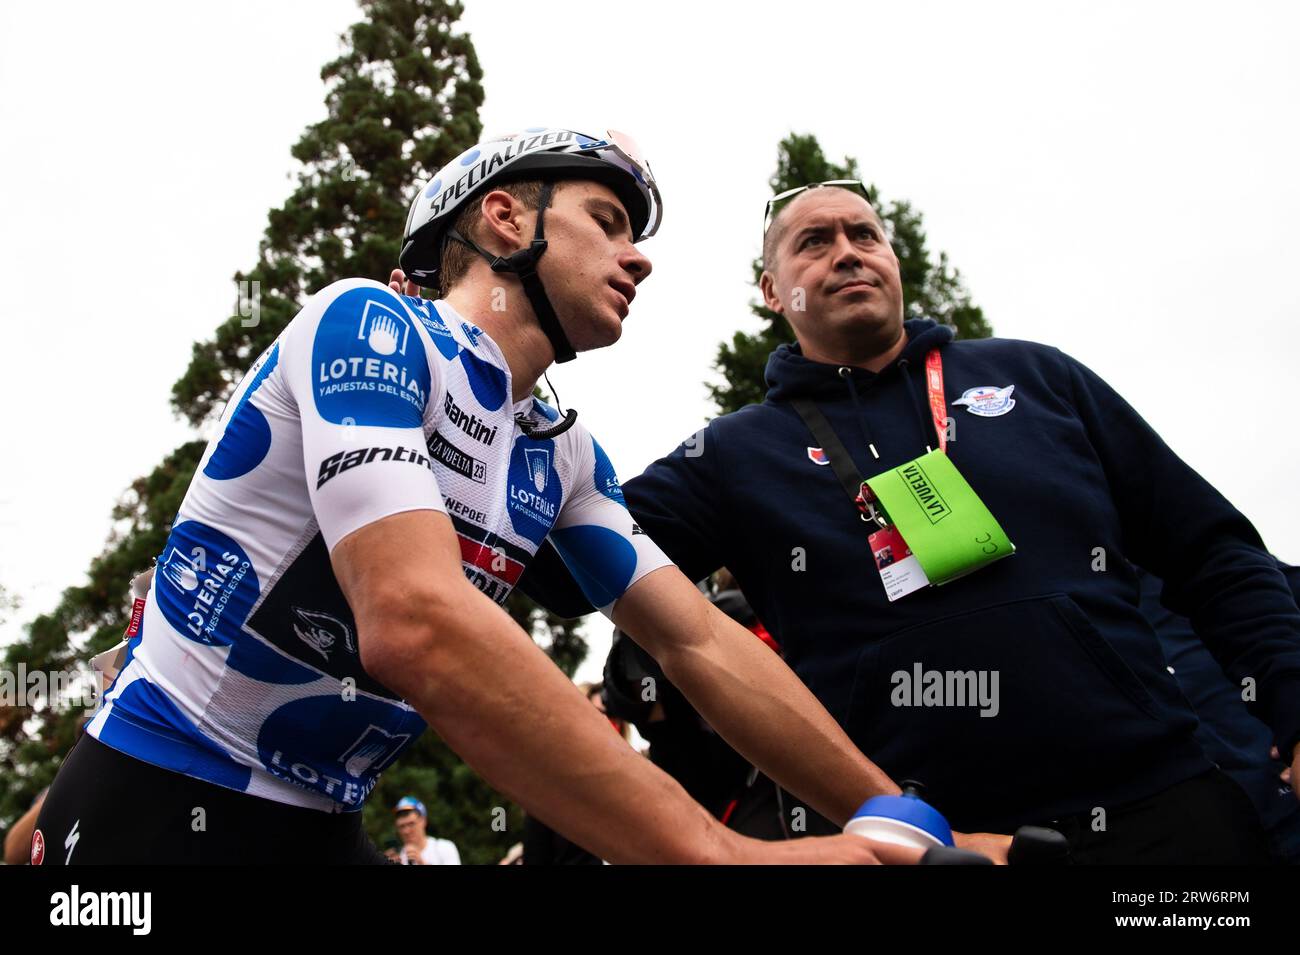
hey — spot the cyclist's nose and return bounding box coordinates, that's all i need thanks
[622,244,652,284]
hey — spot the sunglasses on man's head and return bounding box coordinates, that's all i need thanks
[763,180,872,235]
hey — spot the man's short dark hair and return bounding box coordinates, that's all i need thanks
[761,189,885,274]
[438,179,551,294]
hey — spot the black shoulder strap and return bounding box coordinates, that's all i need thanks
[789,398,864,508]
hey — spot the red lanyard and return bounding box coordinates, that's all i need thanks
[924,349,947,454]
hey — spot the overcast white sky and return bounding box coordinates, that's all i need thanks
[1,0,1297,683]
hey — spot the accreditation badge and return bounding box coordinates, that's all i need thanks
[860,450,1014,600]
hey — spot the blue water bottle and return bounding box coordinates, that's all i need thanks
[844,780,954,849]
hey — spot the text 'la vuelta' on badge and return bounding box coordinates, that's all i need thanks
[865,450,1014,586]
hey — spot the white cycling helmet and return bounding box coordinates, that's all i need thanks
[399,127,662,365]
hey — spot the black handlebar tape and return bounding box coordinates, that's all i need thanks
[1007,826,1072,866]
[920,846,996,865]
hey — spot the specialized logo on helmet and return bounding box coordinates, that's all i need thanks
[424,130,579,218]
[954,385,1016,417]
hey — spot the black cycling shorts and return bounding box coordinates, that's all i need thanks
[33,733,390,865]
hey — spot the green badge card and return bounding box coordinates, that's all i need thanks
[864,450,1014,585]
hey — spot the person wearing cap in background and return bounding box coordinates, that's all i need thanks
[393,796,460,866]
[520,180,1300,864]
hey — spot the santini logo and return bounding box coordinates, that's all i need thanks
[444,393,499,446]
[50,885,151,935]
[317,445,433,489]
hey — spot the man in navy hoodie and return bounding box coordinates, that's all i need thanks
[523,182,1300,863]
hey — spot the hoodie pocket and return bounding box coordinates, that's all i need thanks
[843,592,1167,822]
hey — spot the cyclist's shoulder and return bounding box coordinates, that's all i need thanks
[309,276,401,303]
[289,279,435,339]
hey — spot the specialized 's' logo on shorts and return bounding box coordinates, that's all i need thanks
[954,384,1016,417]
[64,818,80,864]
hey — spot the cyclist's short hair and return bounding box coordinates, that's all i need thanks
[438,180,550,294]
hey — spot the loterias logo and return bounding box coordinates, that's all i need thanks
[507,436,562,544]
[899,461,950,524]
[525,448,550,493]
[155,522,259,646]
[313,289,431,427]
[258,696,422,806]
[49,885,151,935]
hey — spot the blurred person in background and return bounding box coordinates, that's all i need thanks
[393,795,460,865]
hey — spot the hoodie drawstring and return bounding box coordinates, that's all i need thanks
[838,366,880,460]
[839,357,940,461]
[897,358,939,453]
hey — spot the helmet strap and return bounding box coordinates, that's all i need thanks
[444,182,578,364]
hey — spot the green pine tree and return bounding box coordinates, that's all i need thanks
[1,0,578,862]
[709,133,992,414]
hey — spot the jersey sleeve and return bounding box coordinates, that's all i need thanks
[547,431,673,618]
[281,279,446,552]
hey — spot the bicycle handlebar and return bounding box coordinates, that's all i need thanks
[919,825,1072,866]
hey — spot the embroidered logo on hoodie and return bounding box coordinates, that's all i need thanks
[954,385,1016,417]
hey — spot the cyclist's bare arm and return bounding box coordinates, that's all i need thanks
[613,565,899,825]
[332,509,922,864]
[613,567,1012,863]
